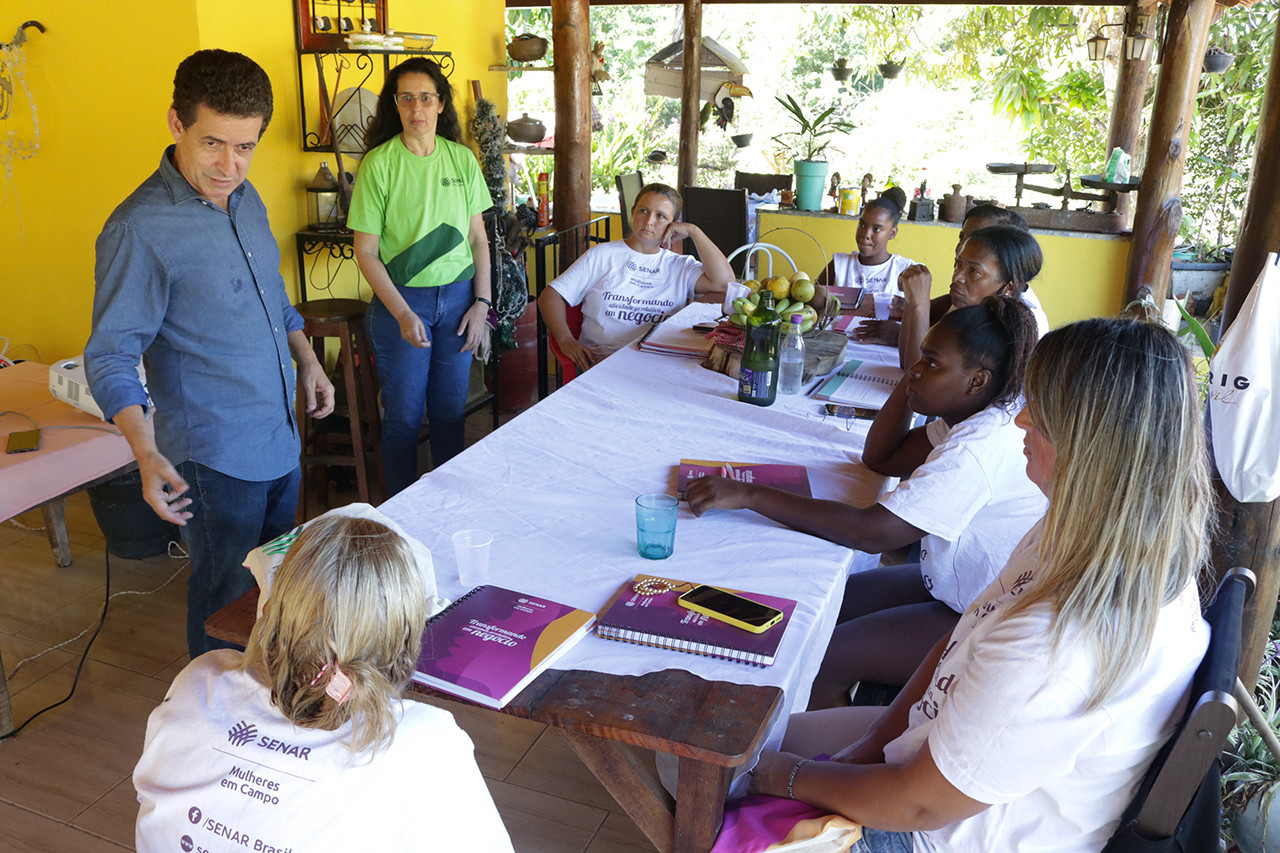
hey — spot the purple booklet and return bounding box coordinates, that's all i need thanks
[595,575,797,667]
[412,585,596,709]
[676,459,812,501]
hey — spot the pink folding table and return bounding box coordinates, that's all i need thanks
[0,361,139,566]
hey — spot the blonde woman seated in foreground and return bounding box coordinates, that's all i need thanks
[748,318,1214,853]
[134,515,514,852]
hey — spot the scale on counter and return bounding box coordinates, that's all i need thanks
[986,163,1141,213]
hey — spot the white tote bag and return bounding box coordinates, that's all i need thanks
[1209,253,1280,503]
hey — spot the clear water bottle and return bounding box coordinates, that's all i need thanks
[779,314,806,395]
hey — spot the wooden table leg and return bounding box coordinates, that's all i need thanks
[0,645,13,737]
[674,757,733,853]
[40,498,73,567]
[560,730,675,853]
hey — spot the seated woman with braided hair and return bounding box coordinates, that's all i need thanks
[133,515,513,852]
[689,296,1047,710]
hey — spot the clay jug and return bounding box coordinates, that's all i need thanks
[941,184,968,223]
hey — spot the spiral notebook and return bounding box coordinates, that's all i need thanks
[810,358,903,409]
[412,585,596,709]
[595,574,796,667]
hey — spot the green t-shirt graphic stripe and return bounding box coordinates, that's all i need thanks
[346,136,491,288]
[385,223,475,287]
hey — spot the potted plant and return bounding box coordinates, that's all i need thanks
[831,58,854,83]
[772,95,852,212]
[1204,45,1235,74]
[878,59,904,80]
[1223,649,1280,851]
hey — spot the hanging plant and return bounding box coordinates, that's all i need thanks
[878,60,904,80]
[1203,45,1235,74]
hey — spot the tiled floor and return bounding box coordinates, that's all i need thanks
[0,408,656,853]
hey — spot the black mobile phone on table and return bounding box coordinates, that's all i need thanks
[5,429,42,453]
[678,585,784,634]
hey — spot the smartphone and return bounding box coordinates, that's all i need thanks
[678,585,784,634]
[5,429,42,454]
[825,403,878,420]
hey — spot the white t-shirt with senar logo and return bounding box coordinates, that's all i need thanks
[886,521,1207,852]
[134,650,513,853]
[550,239,705,355]
[878,404,1047,613]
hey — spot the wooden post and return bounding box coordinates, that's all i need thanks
[1105,0,1154,221]
[678,0,703,193]
[1122,0,1215,306]
[551,0,592,271]
[1211,21,1280,691]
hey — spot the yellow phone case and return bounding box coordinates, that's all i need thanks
[678,587,783,634]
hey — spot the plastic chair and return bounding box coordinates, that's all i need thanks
[734,171,793,196]
[545,303,584,386]
[1101,566,1257,852]
[616,171,644,238]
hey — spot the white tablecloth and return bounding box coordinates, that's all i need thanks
[380,303,895,758]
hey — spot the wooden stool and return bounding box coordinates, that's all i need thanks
[297,298,385,519]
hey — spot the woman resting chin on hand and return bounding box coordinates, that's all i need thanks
[537,183,734,373]
[746,318,1213,853]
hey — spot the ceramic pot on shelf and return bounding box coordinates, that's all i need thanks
[940,184,968,222]
[507,113,546,145]
[507,34,548,63]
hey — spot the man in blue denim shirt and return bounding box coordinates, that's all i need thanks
[85,50,333,657]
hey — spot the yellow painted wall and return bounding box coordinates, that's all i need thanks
[2,0,506,363]
[757,210,1130,328]
[2,3,200,363]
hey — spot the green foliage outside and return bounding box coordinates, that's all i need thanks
[1183,1,1279,256]
[499,2,1274,253]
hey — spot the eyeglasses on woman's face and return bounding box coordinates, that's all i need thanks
[395,92,442,107]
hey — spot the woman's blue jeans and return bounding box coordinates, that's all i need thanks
[852,829,915,852]
[367,278,474,496]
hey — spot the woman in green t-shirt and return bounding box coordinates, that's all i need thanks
[349,59,493,495]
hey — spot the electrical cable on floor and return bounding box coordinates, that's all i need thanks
[5,558,187,680]
[4,516,44,532]
[0,516,184,741]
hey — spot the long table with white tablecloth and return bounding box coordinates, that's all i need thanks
[377,302,896,849]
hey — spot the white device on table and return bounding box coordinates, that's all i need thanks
[48,357,148,420]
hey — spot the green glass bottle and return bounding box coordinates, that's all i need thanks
[738,290,782,406]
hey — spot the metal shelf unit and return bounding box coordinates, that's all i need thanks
[296,49,453,154]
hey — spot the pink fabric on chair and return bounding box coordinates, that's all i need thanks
[711,792,863,852]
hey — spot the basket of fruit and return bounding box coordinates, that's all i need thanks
[704,235,846,379]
